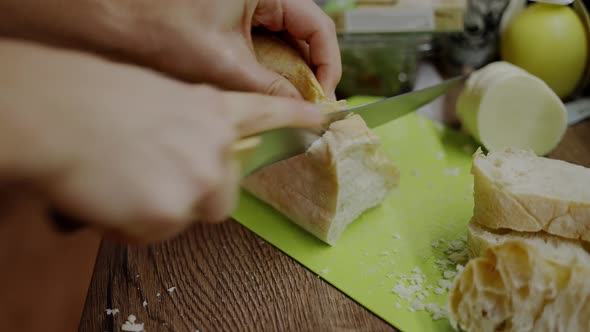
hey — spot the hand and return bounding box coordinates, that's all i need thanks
[0,39,323,243]
[0,0,342,99]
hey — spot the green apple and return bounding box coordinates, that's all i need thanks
[500,3,588,99]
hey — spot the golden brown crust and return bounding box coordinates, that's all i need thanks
[243,33,399,245]
[252,34,346,112]
[471,148,590,242]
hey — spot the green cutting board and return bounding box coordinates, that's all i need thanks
[232,97,479,332]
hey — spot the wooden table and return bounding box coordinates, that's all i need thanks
[80,120,590,332]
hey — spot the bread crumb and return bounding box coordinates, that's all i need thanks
[444,167,460,177]
[411,300,425,311]
[156,293,161,297]
[435,259,452,268]
[167,287,176,293]
[438,279,452,290]
[105,309,119,316]
[142,301,147,308]
[121,315,144,332]
[136,274,139,278]
[449,251,468,264]
[449,240,464,251]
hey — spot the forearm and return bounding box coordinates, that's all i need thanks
[0,37,124,180]
[0,0,134,56]
[0,38,66,179]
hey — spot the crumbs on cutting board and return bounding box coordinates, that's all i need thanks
[444,167,460,177]
[389,236,468,321]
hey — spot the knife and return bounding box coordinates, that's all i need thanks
[239,75,467,177]
[50,75,466,233]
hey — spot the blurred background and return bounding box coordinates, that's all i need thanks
[313,0,590,104]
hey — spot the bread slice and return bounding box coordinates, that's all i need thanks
[471,147,590,242]
[242,35,399,245]
[448,239,590,332]
[466,219,590,266]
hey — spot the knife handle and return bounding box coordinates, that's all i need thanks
[231,136,262,163]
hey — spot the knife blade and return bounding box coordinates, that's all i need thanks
[239,75,467,177]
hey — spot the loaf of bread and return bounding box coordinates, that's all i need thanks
[242,35,399,245]
[471,147,590,242]
[448,147,590,331]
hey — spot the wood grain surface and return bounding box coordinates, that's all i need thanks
[81,121,590,332]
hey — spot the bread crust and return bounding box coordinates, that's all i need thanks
[242,34,399,245]
[471,148,590,242]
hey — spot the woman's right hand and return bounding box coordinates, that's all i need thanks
[0,38,322,243]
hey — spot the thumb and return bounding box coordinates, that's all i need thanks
[234,59,303,99]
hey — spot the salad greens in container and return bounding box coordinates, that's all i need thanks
[313,0,459,98]
[336,33,432,98]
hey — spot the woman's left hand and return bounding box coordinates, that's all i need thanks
[0,0,342,98]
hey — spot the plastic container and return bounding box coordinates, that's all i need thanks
[336,33,432,98]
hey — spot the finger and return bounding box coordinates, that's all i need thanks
[222,91,324,137]
[188,34,303,99]
[195,157,241,223]
[280,0,342,96]
[226,34,303,98]
[233,57,304,99]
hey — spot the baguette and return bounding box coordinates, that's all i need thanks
[471,147,590,242]
[242,35,399,245]
[466,219,590,266]
[448,239,590,332]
